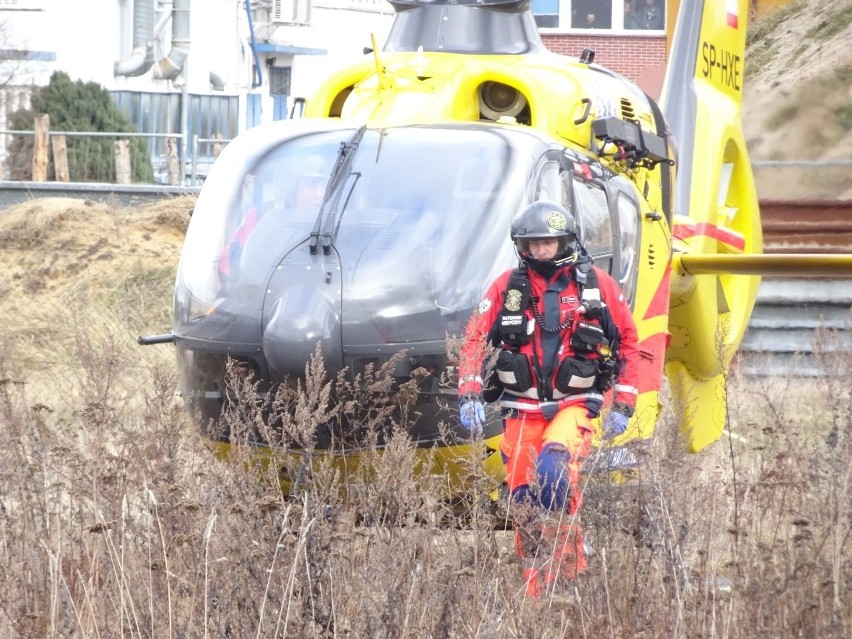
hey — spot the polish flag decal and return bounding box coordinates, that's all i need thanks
[726,0,739,28]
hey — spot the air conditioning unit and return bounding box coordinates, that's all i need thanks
[271,0,310,25]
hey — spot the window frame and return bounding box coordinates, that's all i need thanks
[532,0,667,36]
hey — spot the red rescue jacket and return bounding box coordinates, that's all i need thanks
[458,261,640,417]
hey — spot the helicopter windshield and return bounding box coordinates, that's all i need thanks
[174,124,551,345]
[328,125,530,344]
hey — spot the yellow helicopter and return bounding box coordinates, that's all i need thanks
[149,0,852,494]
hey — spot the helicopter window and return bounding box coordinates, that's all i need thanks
[533,161,570,207]
[326,126,529,319]
[176,125,547,332]
[573,178,612,273]
[223,138,341,253]
[214,136,341,295]
[614,191,640,302]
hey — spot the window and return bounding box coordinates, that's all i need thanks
[531,0,560,28]
[572,0,612,29]
[533,160,570,207]
[624,0,665,30]
[572,176,641,305]
[531,0,666,32]
[614,191,640,302]
[574,178,613,273]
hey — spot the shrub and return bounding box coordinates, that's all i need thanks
[6,71,154,183]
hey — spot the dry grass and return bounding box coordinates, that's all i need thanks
[1,193,849,636]
[1,314,849,637]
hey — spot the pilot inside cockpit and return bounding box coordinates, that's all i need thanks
[216,150,333,288]
[281,153,328,210]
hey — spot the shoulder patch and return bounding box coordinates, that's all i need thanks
[478,298,492,314]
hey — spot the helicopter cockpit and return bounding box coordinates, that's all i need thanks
[173,120,642,434]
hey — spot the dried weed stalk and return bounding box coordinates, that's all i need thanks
[0,323,849,638]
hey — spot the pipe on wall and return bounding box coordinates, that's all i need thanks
[153,0,191,80]
[209,71,224,91]
[114,0,155,77]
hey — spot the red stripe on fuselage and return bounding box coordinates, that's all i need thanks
[642,263,671,321]
[673,221,745,252]
[635,332,668,393]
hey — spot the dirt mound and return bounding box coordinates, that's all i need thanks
[743,0,852,199]
[0,195,195,399]
[0,196,192,299]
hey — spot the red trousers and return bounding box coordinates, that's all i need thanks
[499,404,594,514]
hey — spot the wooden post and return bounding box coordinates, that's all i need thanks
[52,134,70,182]
[166,136,180,186]
[212,132,224,158]
[32,114,49,182]
[114,139,131,184]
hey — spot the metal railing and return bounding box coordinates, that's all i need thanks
[190,134,232,186]
[0,130,182,142]
[0,128,186,185]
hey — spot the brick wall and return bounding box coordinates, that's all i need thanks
[541,34,667,84]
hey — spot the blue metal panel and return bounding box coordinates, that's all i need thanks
[110,90,238,162]
[247,94,262,129]
[254,42,326,56]
[273,95,289,121]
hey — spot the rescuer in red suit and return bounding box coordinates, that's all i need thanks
[457,200,640,595]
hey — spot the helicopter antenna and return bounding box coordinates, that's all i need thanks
[370,33,392,92]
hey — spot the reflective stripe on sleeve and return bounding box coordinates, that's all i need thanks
[614,384,638,397]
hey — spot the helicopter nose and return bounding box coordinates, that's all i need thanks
[261,281,344,381]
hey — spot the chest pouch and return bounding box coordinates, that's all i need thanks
[498,271,532,346]
[570,320,608,354]
[555,357,599,394]
[495,350,534,393]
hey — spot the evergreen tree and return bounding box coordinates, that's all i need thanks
[7,71,154,183]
